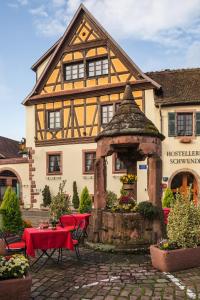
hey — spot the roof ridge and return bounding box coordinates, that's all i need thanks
[146,67,200,74]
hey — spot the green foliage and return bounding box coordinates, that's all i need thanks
[79,187,92,213]
[167,193,200,248]
[120,186,128,196]
[0,187,12,211]
[49,180,71,220]
[106,190,118,209]
[72,181,79,209]
[136,201,159,220]
[0,188,23,234]
[42,185,52,207]
[162,188,175,208]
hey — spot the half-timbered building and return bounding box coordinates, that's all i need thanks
[1,4,200,208]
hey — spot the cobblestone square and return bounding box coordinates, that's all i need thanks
[30,248,200,299]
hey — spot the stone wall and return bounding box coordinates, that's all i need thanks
[88,210,163,249]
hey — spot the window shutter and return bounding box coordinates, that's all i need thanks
[195,112,200,136]
[168,112,176,136]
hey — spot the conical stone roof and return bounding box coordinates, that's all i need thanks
[96,84,165,141]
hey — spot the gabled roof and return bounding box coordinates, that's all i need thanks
[96,84,164,141]
[23,4,160,105]
[0,136,20,159]
[146,68,200,106]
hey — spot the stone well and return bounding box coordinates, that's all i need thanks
[88,210,162,249]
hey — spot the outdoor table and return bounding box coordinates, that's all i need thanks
[60,213,91,229]
[22,226,74,271]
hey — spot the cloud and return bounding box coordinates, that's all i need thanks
[186,42,200,67]
[17,0,28,5]
[29,5,48,18]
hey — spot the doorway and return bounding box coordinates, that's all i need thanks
[171,171,198,204]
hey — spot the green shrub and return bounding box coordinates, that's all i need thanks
[167,193,200,248]
[49,180,71,220]
[106,190,118,209]
[42,185,52,207]
[162,188,175,208]
[72,181,79,209]
[79,187,92,213]
[136,201,159,220]
[0,187,13,211]
[0,188,23,234]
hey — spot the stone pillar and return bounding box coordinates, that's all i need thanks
[147,156,162,209]
[94,157,107,209]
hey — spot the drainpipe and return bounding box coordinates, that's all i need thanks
[159,104,163,134]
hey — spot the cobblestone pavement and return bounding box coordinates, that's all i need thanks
[31,247,200,299]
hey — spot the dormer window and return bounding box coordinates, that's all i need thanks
[64,62,84,81]
[87,57,108,77]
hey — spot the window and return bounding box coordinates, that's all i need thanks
[113,155,126,173]
[101,105,113,125]
[64,62,84,81]
[47,111,61,130]
[47,153,62,175]
[168,112,200,137]
[177,113,193,136]
[87,58,108,77]
[83,151,96,174]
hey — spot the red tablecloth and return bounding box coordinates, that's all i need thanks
[60,213,91,228]
[22,226,74,257]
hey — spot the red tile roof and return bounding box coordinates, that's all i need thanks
[146,68,200,106]
[0,136,20,159]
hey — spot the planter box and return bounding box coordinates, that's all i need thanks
[150,244,200,272]
[0,273,32,300]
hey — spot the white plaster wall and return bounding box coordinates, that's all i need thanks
[161,105,200,185]
[36,56,51,80]
[32,142,150,208]
[26,106,35,148]
[0,163,30,207]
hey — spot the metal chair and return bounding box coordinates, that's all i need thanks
[71,219,86,259]
[0,230,26,256]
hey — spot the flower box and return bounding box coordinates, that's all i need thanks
[150,244,200,272]
[0,273,32,300]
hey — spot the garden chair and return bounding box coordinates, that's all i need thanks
[0,230,26,256]
[57,219,86,262]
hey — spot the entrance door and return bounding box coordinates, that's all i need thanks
[171,172,198,204]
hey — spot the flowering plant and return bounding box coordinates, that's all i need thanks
[112,194,136,212]
[120,174,137,184]
[0,254,29,280]
[158,239,179,251]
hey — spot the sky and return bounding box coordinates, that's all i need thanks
[1,0,200,140]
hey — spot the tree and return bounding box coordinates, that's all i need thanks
[1,188,23,234]
[72,181,79,209]
[79,187,92,213]
[162,188,175,208]
[42,185,52,207]
[49,180,71,220]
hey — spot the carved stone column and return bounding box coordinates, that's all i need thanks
[94,156,107,209]
[147,156,162,209]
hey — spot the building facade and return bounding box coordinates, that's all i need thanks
[1,5,200,208]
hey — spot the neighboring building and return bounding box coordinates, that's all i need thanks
[1,5,200,208]
[0,136,29,202]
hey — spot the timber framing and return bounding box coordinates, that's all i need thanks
[26,80,153,105]
[23,4,160,105]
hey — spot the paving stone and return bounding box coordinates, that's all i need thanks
[31,247,200,300]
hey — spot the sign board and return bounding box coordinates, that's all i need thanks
[139,164,147,170]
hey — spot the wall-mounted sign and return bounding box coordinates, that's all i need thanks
[166,151,200,164]
[139,164,147,170]
[162,183,167,188]
[162,177,168,182]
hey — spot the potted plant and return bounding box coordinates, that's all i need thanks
[78,187,92,213]
[0,254,32,300]
[150,192,200,272]
[120,174,137,192]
